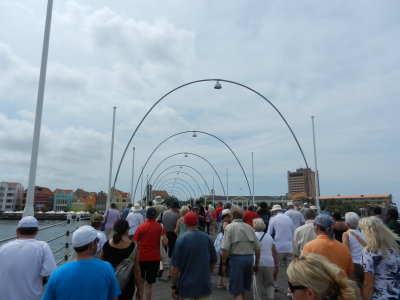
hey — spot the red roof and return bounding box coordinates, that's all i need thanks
[320,194,392,200]
[153,190,169,197]
[54,189,74,195]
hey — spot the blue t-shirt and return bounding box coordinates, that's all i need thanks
[41,259,120,300]
[171,230,217,297]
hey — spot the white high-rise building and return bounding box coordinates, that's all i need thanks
[0,182,24,211]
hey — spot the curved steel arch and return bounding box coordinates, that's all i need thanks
[152,164,211,194]
[158,181,193,199]
[163,185,188,200]
[138,152,226,200]
[157,177,197,199]
[133,130,251,200]
[114,78,309,188]
[153,171,204,195]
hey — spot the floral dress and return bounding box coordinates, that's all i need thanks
[362,248,400,299]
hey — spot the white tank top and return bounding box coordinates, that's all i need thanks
[348,229,367,264]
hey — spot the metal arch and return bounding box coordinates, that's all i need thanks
[153,171,205,195]
[131,130,251,201]
[163,185,188,201]
[156,177,197,199]
[163,187,186,201]
[114,78,309,188]
[136,152,226,200]
[152,164,211,194]
[158,181,193,199]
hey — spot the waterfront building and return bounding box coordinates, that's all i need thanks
[94,191,107,213]
[287,168,316,198]
[0,182,24,211]
[110,188,130,210]
[71,188,96,211]
[21,186,54,212]
[53,189,74,212]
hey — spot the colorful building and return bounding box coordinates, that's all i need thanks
[21,186,54,212]
[71,188,96,211]
[53,189,74,212]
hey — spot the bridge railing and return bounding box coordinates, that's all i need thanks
[0,213,91,265]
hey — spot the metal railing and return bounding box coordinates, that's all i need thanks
[0,213,90,265]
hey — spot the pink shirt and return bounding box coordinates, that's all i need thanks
[104,208,120,229]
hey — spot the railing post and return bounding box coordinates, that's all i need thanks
[75,212,81,229]
[63,213,72,262]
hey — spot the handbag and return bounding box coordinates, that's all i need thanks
[101,210,109,232]
[214,232,223,255]
[160,224,168,261]
[114,245,137,290]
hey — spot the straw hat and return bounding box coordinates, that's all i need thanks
[131,203,142,211]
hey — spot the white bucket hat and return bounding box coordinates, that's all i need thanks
[152,196,164,205]
[131,203,142,211]
[270,204,282,212]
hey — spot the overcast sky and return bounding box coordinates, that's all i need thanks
[1,0,399,207]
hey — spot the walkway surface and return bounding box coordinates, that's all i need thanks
[151,258,290,300]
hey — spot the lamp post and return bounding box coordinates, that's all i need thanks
[311,116,320,213]
[24,0,54,217]
[113,79,309,191]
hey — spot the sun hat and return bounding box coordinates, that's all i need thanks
[270,204,282,212]
[72,225,98,247]
[152,196,164,205]
[184,212,198,226]
[132,203,142,211]
[146,207,157,219]
[310,205,317,210]
[287,201,294,207]
[18,216,38,228]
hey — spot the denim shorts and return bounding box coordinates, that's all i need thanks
[229,255,254,296]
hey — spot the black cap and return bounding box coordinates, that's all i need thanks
[171,202,180,209]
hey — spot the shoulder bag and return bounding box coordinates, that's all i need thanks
[114,245,137,290]
[160,224,168,261]
[214,232,224,255]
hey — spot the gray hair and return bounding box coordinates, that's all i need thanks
[303,208,317,220]
[230,206,244,219]
[345,212,360,229]
[252,218,266,232]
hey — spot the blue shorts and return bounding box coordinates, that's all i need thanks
[229,255,254,296]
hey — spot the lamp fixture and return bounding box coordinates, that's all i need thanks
[214,80,222,89]
[184,153,188,157]
[192,131,197,137]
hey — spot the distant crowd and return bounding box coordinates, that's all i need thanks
[0,196,399,300]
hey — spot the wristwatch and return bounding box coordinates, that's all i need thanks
[171,285,178,289]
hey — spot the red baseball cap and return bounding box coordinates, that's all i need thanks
[184,212,198,226]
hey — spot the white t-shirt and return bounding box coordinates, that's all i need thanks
[255,231,275,267]
[0,238,57,300]
[126,211,144,236]
[285,209,305,228]
[348,229,367,264]
[267,213,295,253]
[96,230,107,257]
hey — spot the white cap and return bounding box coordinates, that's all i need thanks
[310,206,317,210]
[270,204,282,212]
[18,216,38,228]
[287,201,294,207]
[221,209,231,217]
[72,225,98,247]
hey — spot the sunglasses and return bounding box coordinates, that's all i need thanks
[288,281,307,293]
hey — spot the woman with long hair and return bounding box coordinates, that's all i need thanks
[359,216,400,300]
[99,219,142,300]
[287,253,358,300]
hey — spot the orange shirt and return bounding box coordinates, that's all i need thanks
[302,235,354,273]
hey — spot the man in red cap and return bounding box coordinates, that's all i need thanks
[213,201,224,232]
[171,212,217,299]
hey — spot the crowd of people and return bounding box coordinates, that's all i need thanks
[0,197,399,300]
